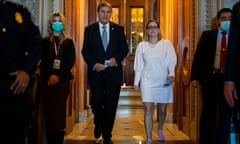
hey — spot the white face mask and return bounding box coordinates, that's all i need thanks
[220,21,231,32]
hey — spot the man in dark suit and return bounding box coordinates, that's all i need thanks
[224,1,240,143]
[190,8,232,144]
[0,0,42,143]
[81,1,129,144]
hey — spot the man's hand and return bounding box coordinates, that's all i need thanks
[224,82,238,108]
[94,63,105,72]
[108,57,117,67]
[9,70,30,95]
[191,80,199,88]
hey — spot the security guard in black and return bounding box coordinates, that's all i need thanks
[0,0,42,143]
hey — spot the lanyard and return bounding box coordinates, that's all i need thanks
[54,42,61,56]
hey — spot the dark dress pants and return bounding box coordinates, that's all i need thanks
[0,78,29,144]
[200,73,227,144]
[217,97,232,144]
[91,72,121,141]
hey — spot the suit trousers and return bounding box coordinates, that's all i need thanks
[217,97,232,144]
[0,77,29,144]
[200,73,231,144]
[90,71,121,140]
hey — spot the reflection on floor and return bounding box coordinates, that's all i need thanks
[64,89,192,144]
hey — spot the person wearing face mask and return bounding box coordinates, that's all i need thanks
[0,0,42,144]
[39,13,75,144]
[190,8,232,144]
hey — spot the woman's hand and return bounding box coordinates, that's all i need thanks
[48,74,60,86]
[134,85,139,91]
[167,76,174,81]
[164,76,174,87]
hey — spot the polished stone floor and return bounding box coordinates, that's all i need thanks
[64,91,192,144]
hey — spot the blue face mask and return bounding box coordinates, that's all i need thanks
[51,22,64,32]
[220,21,230,32]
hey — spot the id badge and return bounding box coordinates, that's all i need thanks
[53,59,61,69]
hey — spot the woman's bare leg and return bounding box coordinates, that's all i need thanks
[157,103,167,130]
[144,102,154,142]
[157,103,167,140]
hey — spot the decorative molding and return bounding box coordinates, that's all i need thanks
[224,0,237,8]
[48,0,54,17]
[205,0,212,30]
[53,0,64,13]
[190,0,196,121]
[198,0,207,33]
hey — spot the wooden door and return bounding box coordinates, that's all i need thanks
[124,0,145,86]
[175,0,191,136]
[179,38,191,135]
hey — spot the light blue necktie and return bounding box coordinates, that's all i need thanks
[102,25,108,51]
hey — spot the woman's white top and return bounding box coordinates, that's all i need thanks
[134,40,177,103]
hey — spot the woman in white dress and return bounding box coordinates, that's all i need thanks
[134,19,177,144]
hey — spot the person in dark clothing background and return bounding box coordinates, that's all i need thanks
[0,0,42,143]
[81,1,129,144]
[224,1,240,143]
[190,8,232,144]
[39,12,75,144]
[224,0,240,110]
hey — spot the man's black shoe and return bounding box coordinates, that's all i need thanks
[94,124,102,138]
[103,139,113,144]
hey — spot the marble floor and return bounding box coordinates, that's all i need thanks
[64,108,192,144]
[64,89,192,144]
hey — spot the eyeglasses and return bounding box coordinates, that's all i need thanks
[220,16,232,21]
[53,20,62,22]
[147,26,159,29]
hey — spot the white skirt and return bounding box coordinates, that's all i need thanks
[140,85,173,103]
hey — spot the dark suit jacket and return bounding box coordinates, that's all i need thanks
[224,2,240,86]
[190,29,218,85]
[81,22,129,85]
[0,1,42,79]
